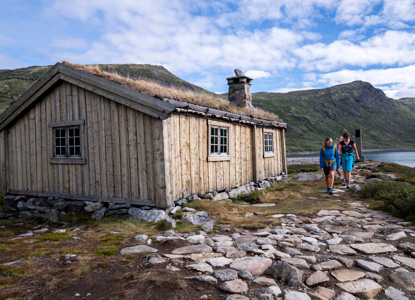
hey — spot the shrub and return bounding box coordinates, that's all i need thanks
[288,164,320,174]
[361,181,415,218]
[235,190,264,204]
[95,247,119,256]
[377,163,415,184]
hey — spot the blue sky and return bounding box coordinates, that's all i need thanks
[1,0,415,98]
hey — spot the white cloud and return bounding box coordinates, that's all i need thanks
[335,0,381,26]
[295,30,415,71]
[245,70,272,79]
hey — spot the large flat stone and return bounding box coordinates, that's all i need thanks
[185,261,213,273]
[308,287,335,300]
[384,287,409,300]
[350,231,374,239]
[281,257,310,269]
[229,257,272,276]
[336,279,382,299]
[312,260,343,271]
[355,259,384,273]
[267,261,305,288]
[331,269,365,282]
[369,256,400,268]
[329,245,357,255]
[305,271,330,287]
[389,270,415,292]
[120,245,158,255]
[171,244,212,255]
[349,243,397,254]
[393,255,415,269]
[219,279,248,294]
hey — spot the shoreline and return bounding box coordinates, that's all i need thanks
[287,147,415,157]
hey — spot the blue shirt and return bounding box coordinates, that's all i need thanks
[320,144,340,168]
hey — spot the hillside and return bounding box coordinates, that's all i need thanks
[252,81,415,152]
[0,63,216,113]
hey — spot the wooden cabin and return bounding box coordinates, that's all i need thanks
[0,63,287,208]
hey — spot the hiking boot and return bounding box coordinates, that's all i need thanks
[326,187,330,193]
[346,181,350,188]
[328,189,334,195]
[340,178,344,184]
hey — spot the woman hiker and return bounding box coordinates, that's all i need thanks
[339,132,360,188]
[336,136,345,184]
[320,137,340,195]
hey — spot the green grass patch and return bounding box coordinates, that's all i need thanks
[37,233,70,241]
[0,247,6,253]
[155,220,170,231]
[235,190,264,204]
[172,210,183,219]
[361,181,415,218]
[95,247,119,256]
[99,234,125,245]
[287,164,320,174]
[377,162,415,184]
[0,265,25,277]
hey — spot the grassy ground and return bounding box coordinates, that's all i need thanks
[0,166,367,299]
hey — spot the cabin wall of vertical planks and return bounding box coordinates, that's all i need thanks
[2,81,167,207]
[162,114,286,203]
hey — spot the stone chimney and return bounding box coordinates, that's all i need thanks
[227,69,253,108]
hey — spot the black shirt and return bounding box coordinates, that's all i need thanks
[340,140,355,154]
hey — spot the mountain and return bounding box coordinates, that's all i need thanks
[252,81,415,152]
[0,63,216,112]
[1,64,415,152]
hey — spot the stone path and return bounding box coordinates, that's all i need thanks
[127,199,415,300]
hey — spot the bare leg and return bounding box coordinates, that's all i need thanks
[325,175,329,188]
[329,171,335,189]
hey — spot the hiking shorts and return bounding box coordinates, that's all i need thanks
[342,154,354,172]
[323,165,337,175]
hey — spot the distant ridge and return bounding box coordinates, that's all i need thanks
[1,64,415,152]
[252,81,415,151]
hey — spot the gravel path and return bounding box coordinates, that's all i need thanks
[287,157,319,165]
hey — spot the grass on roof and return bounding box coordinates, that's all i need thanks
[61,61,281,122]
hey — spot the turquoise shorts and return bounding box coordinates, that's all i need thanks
[342,153,354,172]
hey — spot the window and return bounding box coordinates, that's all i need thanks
[208,120,231,161]
[264,130,274,158]
[49,120,86,164]
[54,127,81,157]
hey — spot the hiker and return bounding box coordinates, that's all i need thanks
[320,137,340,195]
[336,136,345,183]
[339,132,360,188]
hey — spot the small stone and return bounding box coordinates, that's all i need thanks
[284,247,303,256]
[393,255,415,269]
[355,259,384,273]
[368,256,399,268]
[365,272,384,283]
[350,243,397,254]
[281,257,309,269]
[331,269,365,282]
[185,275,217,285]
[384,231,407,241]
[120,245,157,255]
[219,279,248,294]
[385,286,410,300]
[326,237,343,245]
[146,253,166,264]
[238,269,255,280]
[312,260,343,271]
[267,261,305,288]
[185,261,213,273]
[306,271,330,287]
[225,295,249,300]
[213,269,238,281]
[298,244,320,252]
[133,235,149,243]
[284,291,311,300]
[329,245,357,256]
[398,242,415,253]
[350,232,374,239]
[253,277,276,286]
[207,257,233,267]
[389,269,415,292]
[268,285,282,297]
[171,244,212,255]
[336,279,382,299]
[229,257,272,276]
[308,287,336,300]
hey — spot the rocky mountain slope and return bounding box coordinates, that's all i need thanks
[252,81,415,151]
[1,64,414,152]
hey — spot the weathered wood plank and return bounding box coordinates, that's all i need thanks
[29,108,36,191]
[179,115,190,198]
[0,131,5,193]
[98,95,107,197]
[35,103,42,192]
[136,111,147,200]
[91,93,101,196]
[282,129,287,174]
[127,109,139,198]
[247,126,252,182]
[198,118,204,194]
[79,87,89,196]
[163,118,173,204]
[62,83,70,194]
[9,126,15,190]
[85,90,97,195]
[118,105,129,198]
[144,114,155,200]
[235,125,241,186]
[110,101,122,197]
[229,124,235,188]
[153,119,166,206]
[72,85,83,195]
[104,98,114,197]
[189,117,198,195]
[22,114,28,191]
[41,96,48,192]
[15,119,22,191]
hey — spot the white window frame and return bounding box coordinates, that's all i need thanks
[49,120,86,164]
[263,129,275,158]
[208,120,231,162]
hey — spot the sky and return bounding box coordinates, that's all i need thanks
[1,0,415,98]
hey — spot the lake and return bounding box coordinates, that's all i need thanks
[288,151,415,168]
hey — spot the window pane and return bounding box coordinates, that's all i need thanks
[75,128,80,136]
[75,137,80,146]
[70,147,74,155]
[61,147,66,155]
